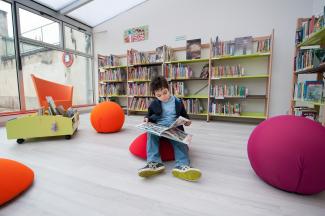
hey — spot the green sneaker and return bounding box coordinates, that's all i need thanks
[172,165,201,181]
[138,162,165,177]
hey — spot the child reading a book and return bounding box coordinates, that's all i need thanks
[138,76,202,181]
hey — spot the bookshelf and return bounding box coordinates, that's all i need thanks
[208,32,274,121]
[126,48,165,115]
[97,31,274,123]
[290,15,325,126]
[98,54,128,112]
[165,43,210,117]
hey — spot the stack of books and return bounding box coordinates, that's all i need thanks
[294,106,318,121]
[295,80,324,102]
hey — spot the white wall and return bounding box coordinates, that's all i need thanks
[93,0,314,116]
[313,0,324,15]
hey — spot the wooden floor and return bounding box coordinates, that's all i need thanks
[0,114,324,216]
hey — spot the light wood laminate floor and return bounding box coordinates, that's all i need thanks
[0,114,324,216]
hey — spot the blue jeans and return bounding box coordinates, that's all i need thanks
[147,132,190,167]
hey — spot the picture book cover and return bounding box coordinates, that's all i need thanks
[186,39,201,60]
[234,36,253,55]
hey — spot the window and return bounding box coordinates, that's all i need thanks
[0,0,20,113]
[19,8,60,46]
[20,42,93,110]
[64,25,92,54]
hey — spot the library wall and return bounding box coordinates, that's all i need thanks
[313,0,324,15]
[93,0,313,116]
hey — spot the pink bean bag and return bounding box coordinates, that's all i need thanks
[248,115,325,195]
[129,133,175,161]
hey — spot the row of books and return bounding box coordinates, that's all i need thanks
[212,36,271,57]
[166,64,193,79]
[170,82,185,96]
[128,97,153,111]
[256,39,271,53]
[98,83,126,96]
[182,98,204,114]
[99,68,126,82]
[209,100,241,115]
[127,83,150,96]
[98,54,120,67]
[128,66,158,80]
[293,106,318,121]
[296,12,325,44]
[210,84,248,98]
[211,65,244,78]
[294,80,324,102]
[295,49,325,71]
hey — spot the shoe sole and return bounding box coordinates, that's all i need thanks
[172,169,202,181]
[138,168,165,178]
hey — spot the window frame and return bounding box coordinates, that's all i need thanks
[0,0,95,115]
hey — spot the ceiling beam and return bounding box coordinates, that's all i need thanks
[59,0,94,15]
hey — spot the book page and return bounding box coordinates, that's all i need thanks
[136,122,169,136]
[162,127,192,145]
[168,116,191,129]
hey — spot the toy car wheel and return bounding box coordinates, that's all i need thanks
[17,139,25,144]
[65,135,71,140]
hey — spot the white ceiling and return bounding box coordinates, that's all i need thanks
[33,0,147,27]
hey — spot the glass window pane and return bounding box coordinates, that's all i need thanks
[20,42,94,110]
[19,8,60,46]
[64,26,92,54]
[0,0,20,112]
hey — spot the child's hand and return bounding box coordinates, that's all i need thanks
[184,120,191,126]
[144,118,149,123]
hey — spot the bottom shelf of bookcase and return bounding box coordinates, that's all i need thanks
[210,112,266,119]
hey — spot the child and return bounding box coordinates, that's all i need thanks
[138,76,202,181]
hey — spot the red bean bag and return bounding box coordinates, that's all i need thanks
[90,101,125,133]
[248,115,325,195]
[0,158,34,206]
[129,133,175,161]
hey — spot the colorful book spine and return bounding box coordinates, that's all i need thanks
[99,68,125,81]
[168,64,193,79]
[128,67,155,80]
[128,97,153,110]
[99,83,126,96]
[211,65,244,78]
[210,84,248,98]
[171,82,185,96]
[209,100,241,115]
[128,83,150,96]
[182,99,204,114]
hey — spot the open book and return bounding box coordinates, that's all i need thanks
[136,116,192,145]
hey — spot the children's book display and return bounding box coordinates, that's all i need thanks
[6,96,79,144]
[136,116,192,145]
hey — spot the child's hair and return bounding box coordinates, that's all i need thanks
[150,76,169,94]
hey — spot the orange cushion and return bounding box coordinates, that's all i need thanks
[129,133,175,161]
[0,158,34,206]
[90,101,125,133]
